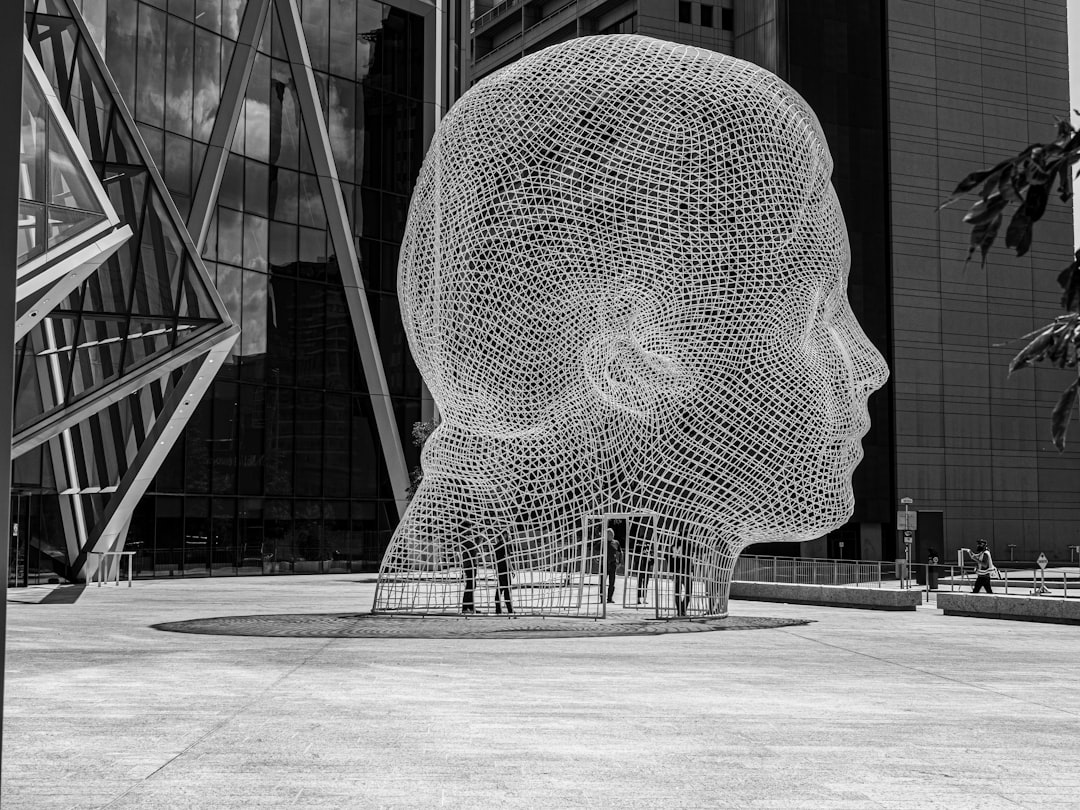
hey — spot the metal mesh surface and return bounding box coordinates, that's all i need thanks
[375,35,888,619]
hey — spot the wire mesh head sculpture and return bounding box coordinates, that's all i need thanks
[374,34,889,618]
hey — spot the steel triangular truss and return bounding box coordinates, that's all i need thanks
[20,2,239,580]
[17,0,415,580]
[16,40,132,341]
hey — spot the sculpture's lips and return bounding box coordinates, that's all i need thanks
[850,419,871,441]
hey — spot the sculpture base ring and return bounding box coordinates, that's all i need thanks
[152,612,811,639]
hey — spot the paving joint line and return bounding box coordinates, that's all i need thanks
[779,628,1080,718]
[97,638,338,808]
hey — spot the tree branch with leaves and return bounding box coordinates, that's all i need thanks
[940,117,1080,450]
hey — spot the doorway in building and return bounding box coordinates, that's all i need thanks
[828,525,859,560]
[8,489,67,586]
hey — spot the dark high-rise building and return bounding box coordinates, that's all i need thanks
[11,0,467,584]
[471,0,1078,564]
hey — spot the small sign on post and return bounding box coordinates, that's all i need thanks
[1034,553,1050,596]
[896,511,918,531]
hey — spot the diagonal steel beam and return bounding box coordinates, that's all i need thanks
[187,0,272,252]
[277,0,411,517]
[17,40,133,340]
[59,3,235,330]
[11,322,239,459]
[72,330,239,582]
[15,225,132,340]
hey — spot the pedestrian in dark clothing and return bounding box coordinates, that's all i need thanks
[669,538,691,617]
[460,535,478,614]
[927,547,940,591]
[632,535,654,605]
[966,539,996,594]
[604,526,621,603]
[493,532,513,614]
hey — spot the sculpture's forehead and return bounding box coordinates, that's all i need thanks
[439,37,829,197]
[464,37,818,133]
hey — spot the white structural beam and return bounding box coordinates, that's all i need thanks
[11,323,238,459]
[75,332,239,581]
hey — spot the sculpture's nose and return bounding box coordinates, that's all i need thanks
[852,327,889,394]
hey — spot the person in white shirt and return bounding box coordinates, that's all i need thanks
[966,539,996,594]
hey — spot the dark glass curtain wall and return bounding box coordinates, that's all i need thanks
[43,0,432,578]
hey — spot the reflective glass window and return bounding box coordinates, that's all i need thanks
[19,69,47,204]
[211,381,238,494]
[195,0,222,33]
[193,27,222,141]
[106,0,139,106]
[294,390,323,497]
[242,213,268,270]
[237,385,265,493]
[264,387,294,494]
[165,15,195,138]
[324,393,349,497]
[136,3,167,127]
[212,497,237,572]
[240,268,268,360]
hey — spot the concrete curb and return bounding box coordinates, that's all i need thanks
[936,591,1080,625]
[730,581,923,610]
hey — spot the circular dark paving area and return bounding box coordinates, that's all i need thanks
[153,613,810,639]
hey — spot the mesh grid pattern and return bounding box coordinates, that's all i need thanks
[374,35,888,619]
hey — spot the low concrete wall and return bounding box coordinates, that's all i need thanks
[730,581,923,611]
[936,592,1080,625]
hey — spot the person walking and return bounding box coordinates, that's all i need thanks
[493,532,513,614]
[668,537,692,617]
[966,539,996,594]
[604,526,621,603]
[632,534,654,605]
[460,534,478,614]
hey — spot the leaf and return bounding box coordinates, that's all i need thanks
[1059,161,1073,202]
[968,211,1003,266]
[962,194,1008,225]
[1004,209,1032,255]
[1046,324,1073,367]
[1023,182,1050,221]
[1058,250,1080,311]
[950,165,1002,197]
[939,159,1012,209]
[1009,327,1056,373]
[1051,377,1080,451]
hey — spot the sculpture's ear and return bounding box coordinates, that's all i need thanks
[584,332,689,418]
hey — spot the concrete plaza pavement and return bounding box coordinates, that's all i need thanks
[3,574,1079,809]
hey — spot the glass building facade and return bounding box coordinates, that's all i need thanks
[11,0,466,584]
[139,0,428,577]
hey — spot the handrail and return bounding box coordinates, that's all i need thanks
[734,554,881,588]
[474,32,524,64]
[525,0,577,32]
[89,550,135,587]
[474,0,524,31]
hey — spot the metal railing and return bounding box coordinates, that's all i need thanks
[525,0,577,32]
[944,565,1080,598]
[736,556,1080,601]
[474,32,524,64]
[474,0,524,31]
[734,555,882,587]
